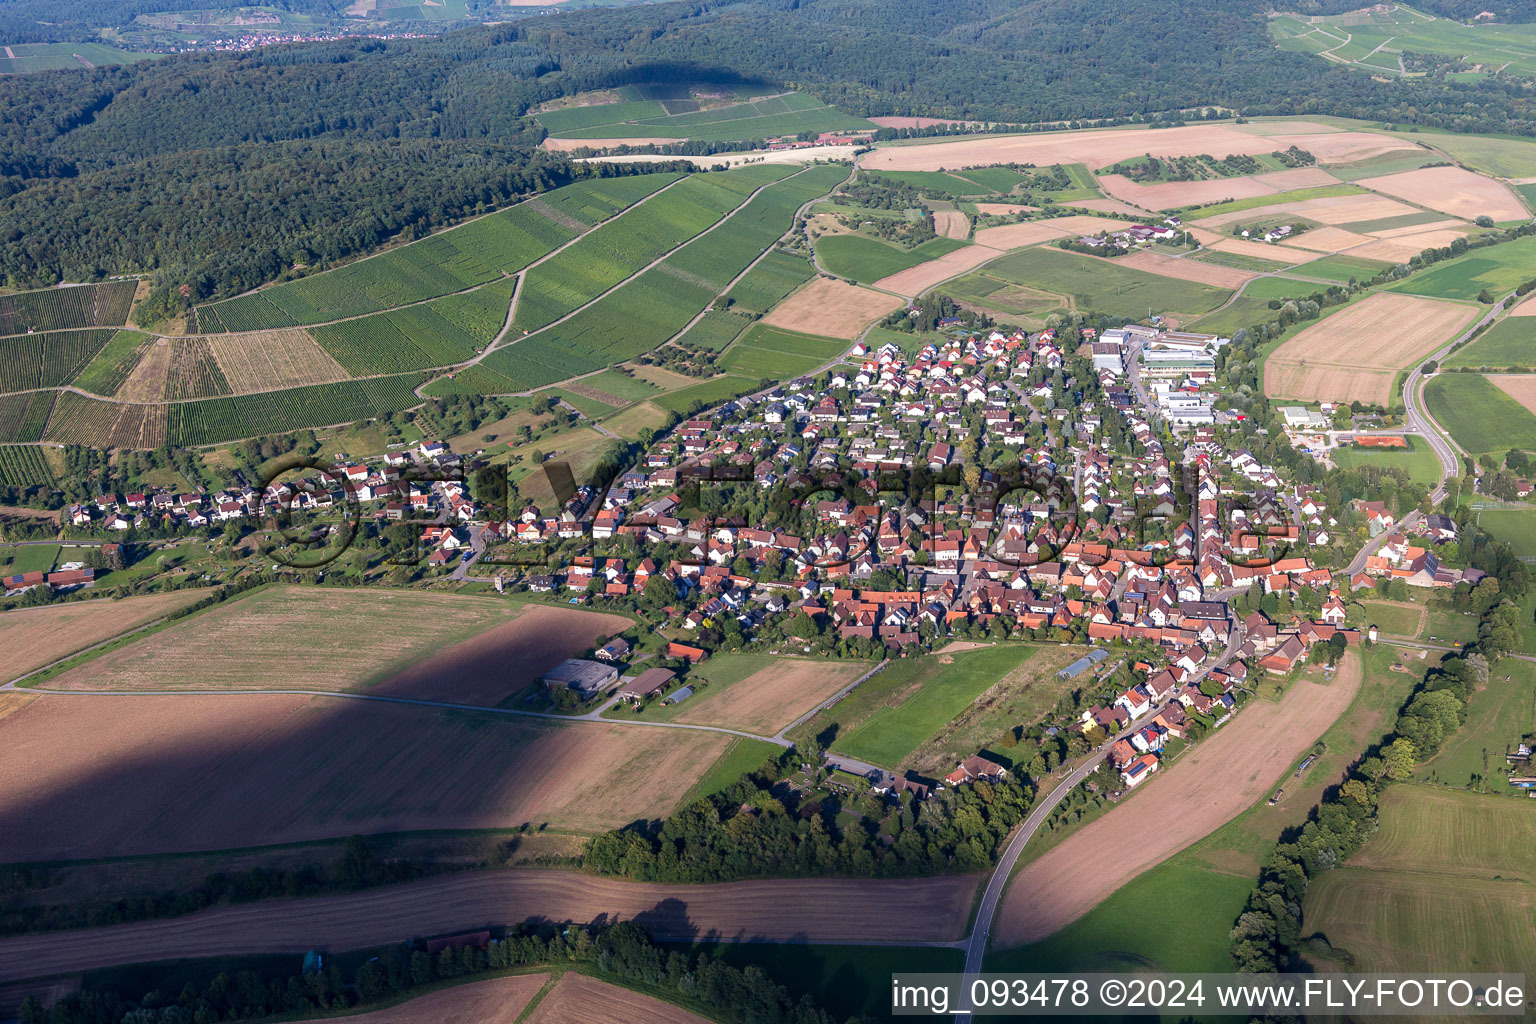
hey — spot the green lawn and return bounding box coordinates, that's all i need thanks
[652,375,759,414]
[1475,508,1536,557]
[578,369,662,402]
[1416,659,1536,792]
[979,246,1231,318]
[678,736,786,804]
[1354,600,1424,637]
[1289,253,1396,283]
[1241,276,1326,301]
[1423,606,1482,646]
[814,235,969,282]
[1189,184,1367,219]
[1390,235,1536,302]
[833,645,1040,769]
[719,324,845,378]
[1424,372,1536,453]
[1331,436,1444,487]
[1444,317,1536,369]
[1,544,59,575]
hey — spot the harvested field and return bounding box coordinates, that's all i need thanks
[974,203,1040,216]
[525,973,707,1024]
[542,137,684,152]
[1196,192,1417,229]
[1279,226,1377,253]
[1368,218,1467,239]
[1099,173,1277,211]
[672,659,867,733]
[1511,292,1536,316]
[0,590,207,684]
[0,694,734,860]
[761,277,903,338]
[1207,238,1305,263]
[1490,374,1536,414]
[1265,293,1475,405]
[115,336,171,400]
[1251,166,1339,190]
[970,223,1070,250]
[1117,250,1255,289]
[993,655,1363,947]
[933,210,970,239]
[1348,228,1473,263]
[1357,165,1526,222]
[862,123,1415,173]
[295,974,548,1024]
[1065,196,1147,216]
[0,870,980,982]
[209,329,349,392]
[41,586,629,706]
[873,244,1005,296]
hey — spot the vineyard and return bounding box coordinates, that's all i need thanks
[0,391,57,442]
[723,248,816,313]
[164,374,425,447]
[191,175,681,332]
[419,365,525,399]
[678,310,753,351]
[0,329,115,392]
[44,393,168,448]
[0,281,135,335]
[308,302,482,377]
[431,277,517,344]
[164,339,233,400]
[206,330,349,392]
[72,330,149,396]
[512,169,789,333]
[0,445,52,488]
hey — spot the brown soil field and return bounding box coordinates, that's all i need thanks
[1098,173,1278,211]
[525,973,708,1024]
[0,590,207,684]
[1510,292,1536,317]
[862,123,1415,172]
[974,203,1040,216]
[970,223,1070,250]
[1196,193,1417,229]
[564,381,627,406]
[1357,165,1527,222]
[1491,374,1536,414]
[0,870,980,983]
[1207,238,1305,263]
[1065,196,1147,216]
[1117,250,1255,289]
[0,693,734,861]
[933,209,970,239]
[39,586,627,705]
[873,244,1005,296]
[762,277,903,338]
[210,329,349,392]
[114,336,171,401]
[1279,226,1376,253]
[1265,293,1475,405]
[672,659,866,734]
[542,137,684,151]
[1367,218,1467,239]
[1251,166,1340,190]
[295,974,549,1024]
[993,654,1363,947]
[0,693,35,722]
[1347,228,1473,263]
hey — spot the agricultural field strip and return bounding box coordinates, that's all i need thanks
[482,164,842,366]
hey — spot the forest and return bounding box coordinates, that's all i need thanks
[5,0,1536,312]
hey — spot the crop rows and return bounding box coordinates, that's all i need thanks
[164,338,233,400]
[513,170,788,332]
[0,282,136,336]
[535,173,682,226]
[485,167,843,389]
[0,445,53,488]
[43,392,167,448]
[73,330,150,395]
[0,391,57,442]
[420,365,526,399]
[723,248,816,313]
[430,278,517,343]
[165,374,425,447]
[0,329,115,393]
[308,302,482,376]
[679,310,753,352]
[535,100,670,133]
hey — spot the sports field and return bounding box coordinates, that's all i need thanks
[1447,317,1536,369]
[1425,372,1536,453]
[1264,293,1474,405]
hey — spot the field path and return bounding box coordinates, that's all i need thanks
[991,655,1363,947]
[0,870,979,984]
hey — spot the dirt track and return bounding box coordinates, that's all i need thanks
[993,655,1362,947]
[0,870,980,983]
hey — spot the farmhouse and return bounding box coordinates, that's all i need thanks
[617,667,676,702]
[542,658,619,698]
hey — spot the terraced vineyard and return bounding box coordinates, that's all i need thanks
[484,165,845,389]
[0,282,136,336]
[191,175,679,331]
[0,445,52,488]
[513,168,791,332]
[0,330,115,392]
[0,391,57,442]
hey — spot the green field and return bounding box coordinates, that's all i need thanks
[652,375,759,414]
[1304,786,1536,975]
[158,375,424,448]
[966,246,1230,318]
[1384,128,1536,179]
[578,369,662,403]
[1417,659,1536,791]
[3,543,59,574]
[719,324,845,378]
[1189,184,1367,219]
[1424,372,1536,453]
[71,330,149,395]
[546,92,876,143]
[1272,5,1536,82]
[1476,508,1536,558]
[0,329,116,393]
[1189,248,1294,273]
[1391,235,1536,302]
[0,282,136,336]
[534,100,670,133]
[677,310,754,352]
[722,248,816,312]
[814,235,969,283]
[1240,276,1324,301]
[1331,436,1444,487]
[0,445,53,487]
[833,645,1040,769]
[0,41,148,74]
[1186,295,1288,336]
[1445,317,1536,369]
[1290,253,1395,283]
[1354,600,1424,638]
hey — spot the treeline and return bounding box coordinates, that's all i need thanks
[586,748,1036,882]
[19,921,851,1024]
[1228,521,1529,973]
